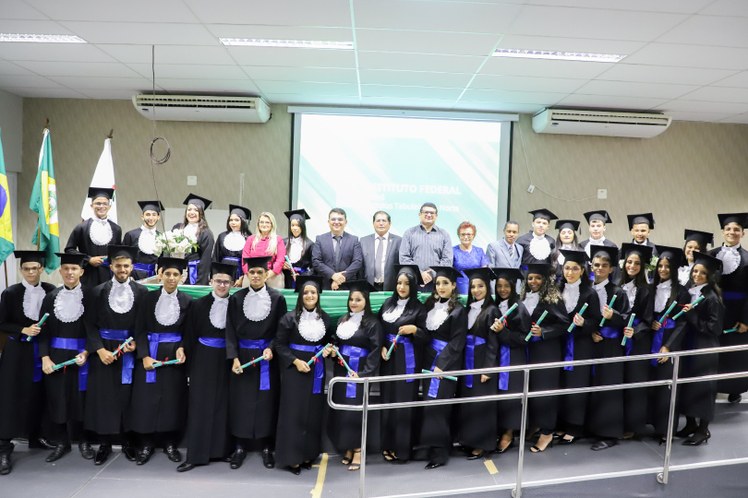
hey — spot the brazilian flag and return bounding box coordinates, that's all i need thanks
[0,129,15,265]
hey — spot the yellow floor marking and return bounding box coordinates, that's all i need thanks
[484,458,499,475]
[310,452,329,498]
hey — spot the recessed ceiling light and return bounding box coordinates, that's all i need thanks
[0,33,87,43]
[493,48,624,63]
[219,38,353,50]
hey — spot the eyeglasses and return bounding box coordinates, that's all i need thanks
[21,266,42,273]
[420,210,437,216]
[213,279,232,286]
[459,233,474,238]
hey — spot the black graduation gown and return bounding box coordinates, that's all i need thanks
[225,286,287,440]
[39,286,91,425]
[648,284,689,436]
[65,218,122,287]
[378,299,427,461]
[328,315,383,452]
[679,287,724,421]
[621,284,653,434]
[173,223,215,285]
[83,279,148,435]
[457,304,499,451]
[0,282,55,440]
[516,232,556,265]
[419,304,466,463]
[282,236,313,288]
[129,289,192,434]
[182,293,232,464]
[559,285,601,430]
[495,300,531,431]
[274,310,332,468]
[212,231,246,279]
[711,246,748,395]
[587,283,629,439]
[122,227,160,280]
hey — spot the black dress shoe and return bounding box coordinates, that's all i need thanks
[683,430,711,446]
[79,442,95,460]
[590,439,617,451]
[29,437,56,450]
[300,460,313,470]
[0,454,11,475]
[46,444,72,463]
[728,393,742,404]
[164,444,182,463]
[425,461,445,470]
[675,425,698,438]
[136,446,154,465]
[94,445,112,466]
[176,462,195,472]
[229,449,246,469]
[287,465,301,475]
[261,448,275,469]
[122,445,137,462]
[466,451,484,460]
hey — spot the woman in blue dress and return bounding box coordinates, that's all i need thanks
[453,221,488,295]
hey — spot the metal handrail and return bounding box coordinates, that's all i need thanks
[327,342,748,498]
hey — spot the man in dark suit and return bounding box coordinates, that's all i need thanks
[360,211,402,291]
[311,207,363,290]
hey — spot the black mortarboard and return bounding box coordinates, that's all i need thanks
[211,261,237,278]
[491,267,523,283]
[158,257,188,272]
[137,200,164,213]
[463,267,494,285]
[431,266,461,282]
[524,263,552,277]
[107,245,138,261]
[584,210,612,224]
[284,208,311,221]
[88,187,114,200]
[294,274,324,293]
[655,245,685,268]
[559,249,588,266]
[619,242,653,263]
[555,219,580,232]
[590,246,618,263]
[684,229,714,249]
[229,204,251,221]
[340,280,376,293]
[692,252,723,274]
[627,213,655,229]
[243,256,271,270]
[395,264,425,285]
[56,252,86,266]
[14,250,45,265]
[182,193,212,210]
[717,212,747,229]
[529,208,558,222]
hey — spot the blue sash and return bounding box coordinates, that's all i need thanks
[221,256,243,279]
[289,267,309,289]
[199,337,226,348]
[427,338,449,398]
[145,332,181,383]
[9,335,42,383]
[339,345,369,398]
[651,318,676,366]
[133,262,156,278]
[723,291,747,302]
[50,337,88,391]
[187,259,200,285]
[563,333,576,372]
[464,335,486,388]
[623,318,641,356]
[100,329,134,384]
[599,326,620,340]
[238,339,271,390]
[386,333,416,383]
[289,343,325,394]
[498,344,511,391]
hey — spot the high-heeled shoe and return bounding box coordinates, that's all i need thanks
[467,450,484,460]
[348,450,361,471]
[683,430,710,446]
[557,435,577,446]
[341,450,353,465]
[496,439,515,454]
[530,435,554,453]
[675,424,698,438]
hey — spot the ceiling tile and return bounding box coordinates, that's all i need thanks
[624,43,748,70]
[719,112,748,124]
[0,19,74,34]
[597,64,737,86]
[185,0,352,26]
[679,86,748,103]
[0,1,48,19]
[470,74,586,93]
[453,101,543,114]
[576,80,698,99]
[264,94,362,106]
[358,52,483,72]
[668,110,741,122]
[59,21,216,45]
[0,43,115,62]
[657,100,748,113]
[658,16,748,47]
[227,46,355,68]
[151,79,261,94]
[23,0,199,23]
[522,0,713,14]
[0,74,64,88]
[481,58,613,79]
[557,94,668,110]
[360,85,461,99]
[76,89,142,99]
[46,76,151,90]
[360,69,472,88]
[205,24,351,41]
[461,88,569,104]
[0,60,35,75]
[254,80,358,96]
[359,96,460,109]
[701,0,748,16]
[13,61,141,78]
[2,86,87,98]
[98,45,235,65]
[496,35,644,56]
[127,63,248,80]
[355,29,499,56]
[242,66,358,83]
[713,71,748,87]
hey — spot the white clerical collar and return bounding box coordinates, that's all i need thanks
[566,279,581,288]
[22,279,45,321]
[593,279,609,288]
[55,283,84,323]
[590,236,606,244]
[141,225,156,232]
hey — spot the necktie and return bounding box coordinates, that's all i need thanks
[508,243,515,259]
[375,236,385,282]
[333,235,342,269]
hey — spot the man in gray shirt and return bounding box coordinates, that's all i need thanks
[399,202,453,289]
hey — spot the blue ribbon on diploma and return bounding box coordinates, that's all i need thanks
[290,343,325,394]
[239,339,271,391]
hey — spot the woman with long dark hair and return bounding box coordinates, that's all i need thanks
[282,209,314,289]
[213,205,251,285]
[550,220,582,281]
[678,229,712,286]
[173,193,215,285]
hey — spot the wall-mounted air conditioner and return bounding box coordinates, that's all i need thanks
[132,94,271,123]
[532,108,671,138]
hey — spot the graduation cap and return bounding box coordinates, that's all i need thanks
[590,246,618,263]
[243,256,271,270]
[692,252,723,274]
[284,208,311,221]
[583,210,612,224]
[182,193,212,210]
[491,267,523,283]
[158,257,188,272]
[462,267,493,285]
[294,274,324,293]
[717,212,748,229]
[14,250,46,265]
[524,263,552,277]
[56,252,86,266]
[229,204,251,221]
[684,229,714,249]
[627,213,655,229]
[340,280,376,293]
[395,264,425,286]
[211,261,238,278]
[619,242,653,263]
[431,266,461,282]
[529,208,558,222]
[655,245,685,268]
[555,219,580,232]
[88,187,114,201]
[107,245,138,261]
[559,249,588,266]
[137,200,164,213]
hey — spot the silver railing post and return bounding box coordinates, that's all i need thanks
[658,355,681,485]
[360,377,370,498]
[513,368,531,498]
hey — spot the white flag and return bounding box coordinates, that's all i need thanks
[80,137,117,222]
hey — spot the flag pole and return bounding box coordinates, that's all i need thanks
[107,129,114,139]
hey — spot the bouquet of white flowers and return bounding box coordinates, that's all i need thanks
[153,229,198,258]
